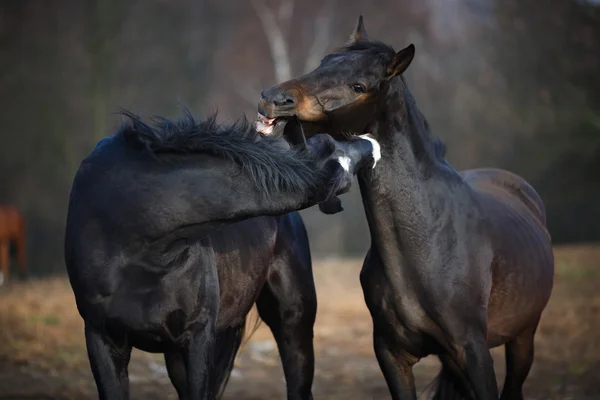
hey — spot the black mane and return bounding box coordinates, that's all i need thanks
[117,109,325,197]
[422,116,447,159]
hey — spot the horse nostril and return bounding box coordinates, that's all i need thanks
[273,94,296,108]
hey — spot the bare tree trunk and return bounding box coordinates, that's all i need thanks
[237,0,336,108]
[303,0,335,73]
[250,0,293,83]
[85,0,129,141]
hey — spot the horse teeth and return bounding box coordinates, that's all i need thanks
[255,120,274,135]
[257,112,276,125]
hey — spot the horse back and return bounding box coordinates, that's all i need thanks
[461,167,553,268]
[461,168,547,227]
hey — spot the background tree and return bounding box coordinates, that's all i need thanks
[0,0,598,273]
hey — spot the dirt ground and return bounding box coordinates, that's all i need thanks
[1,244,599,400]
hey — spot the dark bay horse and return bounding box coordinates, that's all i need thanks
[0,205,26,286]
[64,110,379,400]
[257,17,554,400]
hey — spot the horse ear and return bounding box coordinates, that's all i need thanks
[347,15,368,44]
[385,44,415,80]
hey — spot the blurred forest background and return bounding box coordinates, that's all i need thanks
[1,0,599,275]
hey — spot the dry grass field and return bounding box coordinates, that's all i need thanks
[1,244,599,399]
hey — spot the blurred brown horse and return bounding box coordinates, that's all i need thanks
[0,205,26,285]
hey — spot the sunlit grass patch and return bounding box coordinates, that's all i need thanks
[0,244,599,399]
[0,277,86,373]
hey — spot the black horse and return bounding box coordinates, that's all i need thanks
[64,110,379,400]
[257,17,554,400]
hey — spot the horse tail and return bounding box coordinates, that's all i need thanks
[214,307,262,399]
[240,305,263,349]
[421,365,466,400]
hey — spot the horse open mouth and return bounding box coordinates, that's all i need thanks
[255,113,289,137]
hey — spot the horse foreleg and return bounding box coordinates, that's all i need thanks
[373,329,419,400]
[256,260,317,400]
[0,239,9,286]
[425,362,468,400]
[16,221,26,277]
[442,331,499,400]
[183,243,219,400]
[165,351,189,400]
[183,315,217,400]
[84,324,132,400]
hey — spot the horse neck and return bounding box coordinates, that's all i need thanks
[357,84,464,265]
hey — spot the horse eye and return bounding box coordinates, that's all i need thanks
[352,83,366,93]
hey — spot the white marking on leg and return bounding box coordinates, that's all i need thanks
[337,156,351,172]
[0,271,4,287]
[359,134,381,168]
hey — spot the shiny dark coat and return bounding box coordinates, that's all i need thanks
[258,17,554,400]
